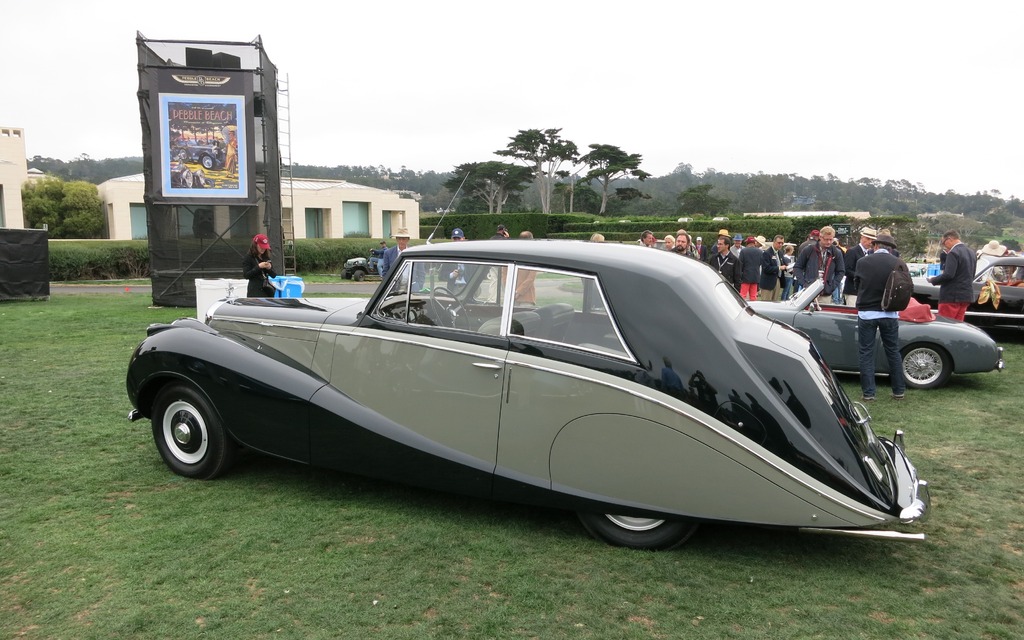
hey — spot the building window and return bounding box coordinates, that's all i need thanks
[342,202,370,236]
[130,204,148,239]
[305,208,324,238]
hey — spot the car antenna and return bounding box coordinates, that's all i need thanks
[426,171,470,244]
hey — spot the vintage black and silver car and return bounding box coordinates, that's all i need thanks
[750,283,1004,389]
[172,141,226,171]
[126,241,929,549]
[913,255,1024,331]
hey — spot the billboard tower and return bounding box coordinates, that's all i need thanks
[136,33,281,307]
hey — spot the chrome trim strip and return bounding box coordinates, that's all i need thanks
[799,527,926,541]
[964,310,1021,319]
[211,317,324,333]
[340,328,507,364]
[505,356,887,522]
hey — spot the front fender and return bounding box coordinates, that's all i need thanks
[126,320,327,463]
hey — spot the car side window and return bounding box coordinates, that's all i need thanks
[511,267,631,359]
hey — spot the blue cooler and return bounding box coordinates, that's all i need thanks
[926,263,941,277]
[268,276,305,298]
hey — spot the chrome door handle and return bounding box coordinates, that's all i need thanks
[471,362,502,370]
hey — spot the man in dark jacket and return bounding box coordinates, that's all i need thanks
[854,234,906,401]
[738,236,763,300]
[710,234,741,289]
[928,229,977,321]
[793,225,845,302]
[842,227,876,306]
[758,235,786,301]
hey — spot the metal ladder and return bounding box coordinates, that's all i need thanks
[278,73,296,275]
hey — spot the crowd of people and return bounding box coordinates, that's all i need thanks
[305,222,1004,403]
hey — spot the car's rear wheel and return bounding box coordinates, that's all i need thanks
[200,154,215,170]
[901,343,952,389]
[577,512,698,550]
[352,269,366,282]
[152,383,236,479]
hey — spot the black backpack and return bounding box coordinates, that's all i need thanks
[881,259,914,312]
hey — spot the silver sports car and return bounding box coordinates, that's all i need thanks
[751,282,1005,389]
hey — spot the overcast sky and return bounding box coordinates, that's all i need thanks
[3,1,1021,198]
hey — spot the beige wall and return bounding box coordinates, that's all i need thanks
[98,175,420,240]
[0,127,28,228]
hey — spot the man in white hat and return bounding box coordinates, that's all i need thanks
[380,227,411,279]
[842,226,877,306]
[694,236,707,261]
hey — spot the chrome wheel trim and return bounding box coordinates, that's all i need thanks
[604,515,666,532]
[903,346,942,386]
[162,400,209,465]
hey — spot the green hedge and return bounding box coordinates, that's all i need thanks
[46,238,425,280]
[49,241,150,281]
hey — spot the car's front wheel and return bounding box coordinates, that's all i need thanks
[352,268,366,282]
[577,513,698,550]
[200,154,215,170]
[901,343,952,389]
[152,383,236,479]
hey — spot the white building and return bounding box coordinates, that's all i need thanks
[2,126,420,240]
[0,126,28,229]
[99,174,420,240]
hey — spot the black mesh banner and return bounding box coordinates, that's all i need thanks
[0,229,50,301]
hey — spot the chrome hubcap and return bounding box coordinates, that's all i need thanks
[173,422,192,445]
[605,515,665,531]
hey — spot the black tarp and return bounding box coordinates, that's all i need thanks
[0,229,49,301]
[136,33,281,307]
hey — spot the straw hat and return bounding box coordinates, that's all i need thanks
[754,235,767,247]
[393,228,411,238]
[980,240,1007,257]
[860,226,878,240]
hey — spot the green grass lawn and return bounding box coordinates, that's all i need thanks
[1,294,1022,639]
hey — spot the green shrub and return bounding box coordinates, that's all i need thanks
[48,241,150,280]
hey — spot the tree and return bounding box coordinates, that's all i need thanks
[496,128,578,214]
[578,144,651,214]
[738,174,785,212]
[676,184,731,216]
[22,177,104,238]
[445,161,533,214]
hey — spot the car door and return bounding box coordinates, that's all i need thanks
[492,267,643,493]
[968,260,1024,327]
[315,260,511,494]
[786,308,863,371]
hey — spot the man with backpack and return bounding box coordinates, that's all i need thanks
[854,233,907,402]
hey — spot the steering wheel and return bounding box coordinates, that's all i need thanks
[429,286,471,329]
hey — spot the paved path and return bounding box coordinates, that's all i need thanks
[47,281,380,296]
